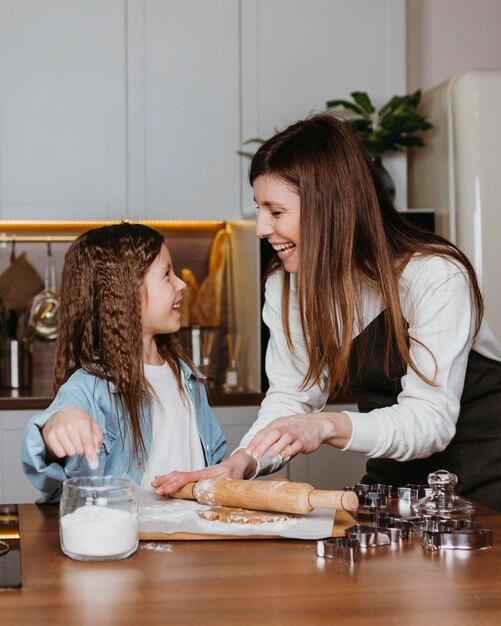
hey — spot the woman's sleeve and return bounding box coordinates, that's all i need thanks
[344,257,476,461]
[237,273,329,473]
[21,380,96,503]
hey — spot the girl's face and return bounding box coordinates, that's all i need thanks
[141,243,186,337]
[254,175,301,274]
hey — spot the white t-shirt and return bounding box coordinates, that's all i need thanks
[140,362,206,491]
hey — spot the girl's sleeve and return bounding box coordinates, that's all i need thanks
[343,257,476,461]
[21,380,96,503]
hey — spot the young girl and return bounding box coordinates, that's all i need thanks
[22,223,227,502]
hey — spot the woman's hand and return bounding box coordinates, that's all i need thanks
[41,406,103,469]
[246,412,353,461]
[152,449,258,495]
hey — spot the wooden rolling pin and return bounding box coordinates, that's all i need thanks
[170,479,359,514]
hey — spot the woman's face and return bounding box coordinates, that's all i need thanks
[254,175,301,274]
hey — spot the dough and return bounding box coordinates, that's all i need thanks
[198,506,295,525]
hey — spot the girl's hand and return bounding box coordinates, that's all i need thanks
[152,449,257,495]
[246,412,352,461]
[41,406,103,470]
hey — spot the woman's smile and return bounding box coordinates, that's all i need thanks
[271,240,297,262]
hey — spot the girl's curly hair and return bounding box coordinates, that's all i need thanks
[54,222,193,466]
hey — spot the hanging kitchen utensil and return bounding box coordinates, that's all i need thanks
[27,241,60,340]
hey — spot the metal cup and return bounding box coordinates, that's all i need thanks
[0,339,32,388]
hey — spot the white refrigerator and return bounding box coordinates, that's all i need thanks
[409,69,501,340]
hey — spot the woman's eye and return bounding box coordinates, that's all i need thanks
[271,211,281,218]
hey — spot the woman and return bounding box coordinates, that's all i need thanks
[153,113,501,511]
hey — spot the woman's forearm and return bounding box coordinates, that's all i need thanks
[319,411,353,449]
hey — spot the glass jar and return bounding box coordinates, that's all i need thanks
[60,476,139,561]
[411,469,476,520]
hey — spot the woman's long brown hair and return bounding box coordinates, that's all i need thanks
[53,222,196,466]
[250,113,483,395]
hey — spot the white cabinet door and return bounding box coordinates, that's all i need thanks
[240,0,407,214]
[0,0,127,220]
[1,410,40,504]
[127,0,240,221]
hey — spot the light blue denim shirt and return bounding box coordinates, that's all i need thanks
[22,362,227,503]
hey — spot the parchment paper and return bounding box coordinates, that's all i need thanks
[136,486,335,540]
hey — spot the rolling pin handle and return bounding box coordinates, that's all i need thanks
[169,482,197,500]
[308,489,359,512]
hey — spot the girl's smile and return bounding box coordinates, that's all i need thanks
[253,175,300,274]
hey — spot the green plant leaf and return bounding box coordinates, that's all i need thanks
[351,91,375,114]
[378,90,422,116]
[326,99,368,117]
[348,118,373,133]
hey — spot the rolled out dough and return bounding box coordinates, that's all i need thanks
[198,506,296,525]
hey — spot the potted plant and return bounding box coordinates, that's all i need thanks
[326,90,432,200]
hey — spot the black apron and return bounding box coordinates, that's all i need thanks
[349,312,501,512]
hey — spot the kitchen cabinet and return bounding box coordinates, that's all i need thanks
[1,410,40,504]
[126,0,241,221]
[0,0,128,221]
[0,0,406,221]
[0,0,240,222]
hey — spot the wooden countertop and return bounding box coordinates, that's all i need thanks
[2,502,501,624]
[0,382,266,410]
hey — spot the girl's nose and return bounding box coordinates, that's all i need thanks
[255,211,273,239]
[176,276,186,292]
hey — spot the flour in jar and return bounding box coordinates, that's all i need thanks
[60,505,138,558]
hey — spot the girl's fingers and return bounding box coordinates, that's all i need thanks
[51,429,78,458]
[152,466,232,495]
[85,422,103,469]
[66,424,93,458]
[45,434,69,459]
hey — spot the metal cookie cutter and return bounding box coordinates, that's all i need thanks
[345,524,391,548]
[346,483,393,501]
[377,514,417,543]
[357,498,390,526]
[317,537,360,563]
[422,528,493,551]
[398,484,432,503]
[416,516,491,551]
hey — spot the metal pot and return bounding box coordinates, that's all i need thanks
[27,289,60,340]
[27,242,60,340]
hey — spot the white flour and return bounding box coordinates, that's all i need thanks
[60,505,138,558]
